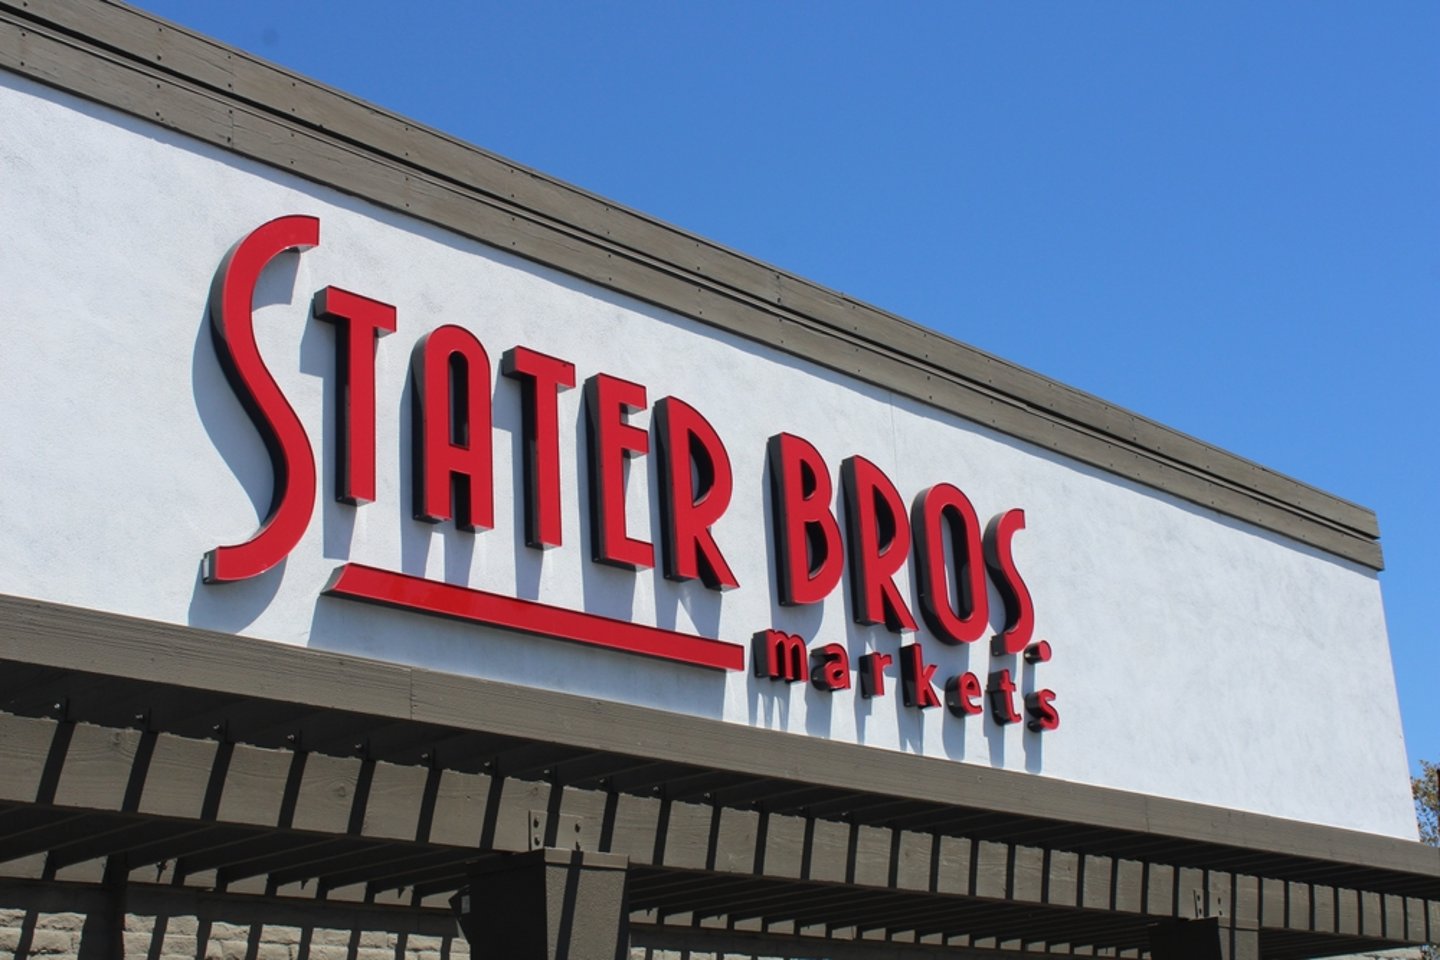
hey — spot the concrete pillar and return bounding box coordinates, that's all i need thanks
[451,849,629,960]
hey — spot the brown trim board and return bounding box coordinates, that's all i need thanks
[0,0,1383,570]
[1,595,1434,883]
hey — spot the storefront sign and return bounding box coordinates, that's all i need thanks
[205,216,1060,732]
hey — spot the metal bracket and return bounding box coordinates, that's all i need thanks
[529,809,590,851]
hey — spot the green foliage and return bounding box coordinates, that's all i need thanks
[1416,759,1439,847]
[1415,761,1439,960]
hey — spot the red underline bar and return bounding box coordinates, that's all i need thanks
[323,563,745,671]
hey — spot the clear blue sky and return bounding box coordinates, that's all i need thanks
[133,2,1439,775]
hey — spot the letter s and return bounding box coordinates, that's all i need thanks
[203,215,320,583]
[984,508,1035,655]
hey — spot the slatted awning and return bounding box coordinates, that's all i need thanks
[2,595,1437,957]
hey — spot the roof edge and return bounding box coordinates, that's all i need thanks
[0,0,1383,569]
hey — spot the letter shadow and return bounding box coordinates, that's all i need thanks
[394,360,475,585]
[751,454,823,731]
[495,373,545,602]
[295,298,355,562]
[574,399,637,624]
[187,249,307,629]
[939,639,973,763]
[1021,652,1044,773]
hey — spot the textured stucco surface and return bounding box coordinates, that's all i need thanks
[0,71,1415,838]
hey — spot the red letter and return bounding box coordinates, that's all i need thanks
[841,456,917,632]
[313,287,396,505]
[501,347,575,549]
[912,484,988,644]
[858,651,893,699]
[900,643,941,708]
[987,669,1022,725]
[413,325,493,531]
[810,643,852,691]
[203,215,319,583]
[944,672,983,717]
[768,433,843,605]
[585,374,653,570]
[1024,640,1052,664]
[654,397,738,590]
[753,629,806,683]
[1025,690,1060,732]
[985,509,1035,655]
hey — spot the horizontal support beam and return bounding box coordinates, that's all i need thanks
[1,595,1435,888]
[0,703,1434,952]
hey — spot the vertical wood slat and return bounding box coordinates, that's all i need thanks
[1286,881,1311,932]
[1311,884,1336,934]
[1337,887,1360,936]
[806,818,851,884]
[0,714,61,804]
[138,734,220,820]
[935,836,973,897]
[1013,845,1045,903]
[893,829,930,893]
[1176,867,1204,919]
[598,793,658,865]
[52,724,143,812]
[1383,893,1406,941]
[1234,875,1260,931]
[709,806,760,876]
[851,824,892,888]
[1082,855,1114,912]
[1115,859,1144,914]
[1048,849,1080,908]
[1406,896,1427,943]
[1206,869,1233,923]
[360,762,430,841]
[288,753,361,834]
[1259,877,1285,929]
[658,799,710,870]
[1145,863,1176,917]
[975,840,1009,900]
[1361,890,1384,937]
[757,812,804,880]
[423,768,489,847]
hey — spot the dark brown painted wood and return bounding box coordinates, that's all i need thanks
[1286,881,1310,932]
[1309,883,1335,934]
[1260,877,1286,928]
[1044,849,1078,909]
[3,635,1439,959]
[1384,892,1406,940]
[4,595,1436,885]
[1013,845,1045,904]
[1114,859,1145,914]
[1336,887,1360,936]
[1407,895,1427,942]
[1082,854,1114,912]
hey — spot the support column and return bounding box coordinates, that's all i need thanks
[1149,917,1260,960]
[451,849,630,960]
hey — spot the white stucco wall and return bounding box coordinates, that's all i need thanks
[0,72,1416,838]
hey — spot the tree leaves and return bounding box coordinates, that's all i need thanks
[1415,759,1439,847]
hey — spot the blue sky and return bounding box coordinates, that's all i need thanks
[132,2,1439,775]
